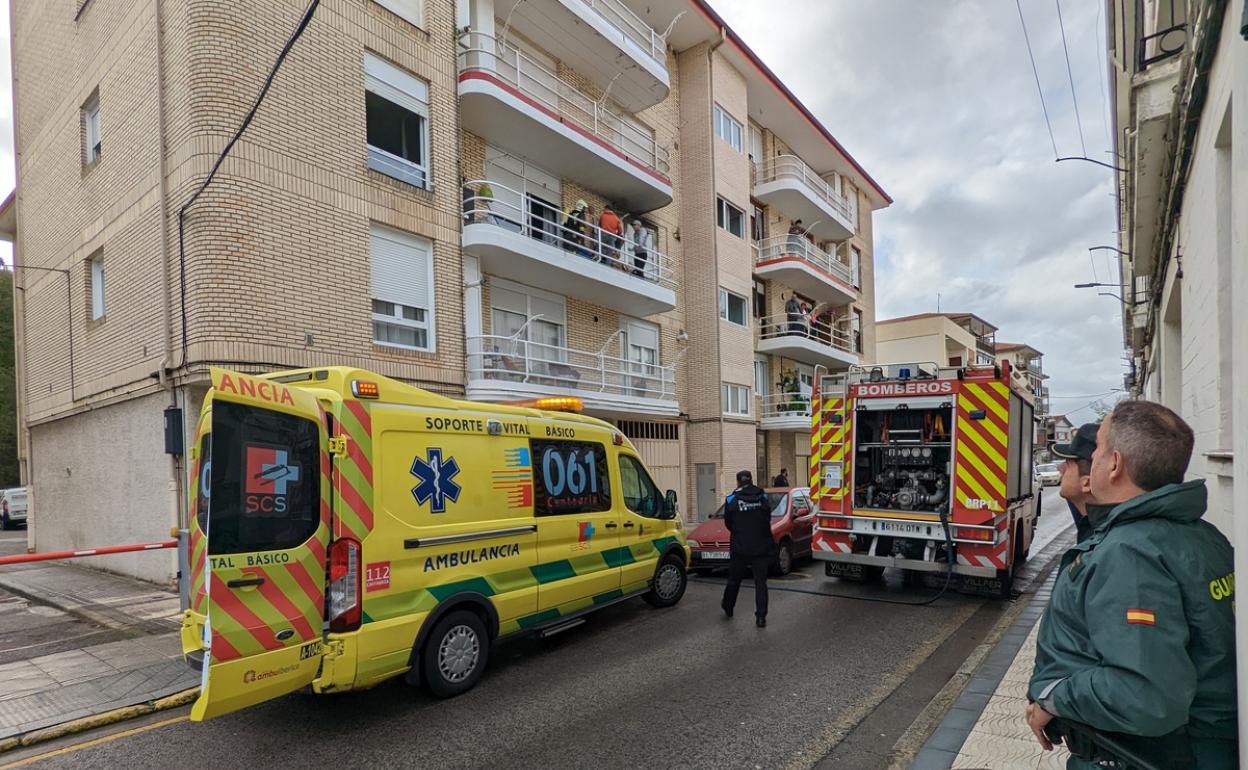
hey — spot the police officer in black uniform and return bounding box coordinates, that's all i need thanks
[720,470,773,627]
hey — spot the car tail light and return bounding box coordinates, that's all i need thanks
[955,527,995,542]
[328,538,361,633]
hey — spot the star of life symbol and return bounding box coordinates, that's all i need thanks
[410,448,462,513]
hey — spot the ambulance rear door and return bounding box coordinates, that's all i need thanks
[191,368,330,721]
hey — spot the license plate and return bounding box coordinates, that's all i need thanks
[700,551,730,560]
[877,521,923,535]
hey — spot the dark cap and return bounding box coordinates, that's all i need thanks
[736,470,754,486]
[1052,423,1098,462]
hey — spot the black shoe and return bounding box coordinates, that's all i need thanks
[756,616,766,628]
[722,605,733,619]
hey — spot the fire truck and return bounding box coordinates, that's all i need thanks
[808,361,1039,597]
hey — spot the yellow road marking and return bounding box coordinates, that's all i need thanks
[0,715,188,769]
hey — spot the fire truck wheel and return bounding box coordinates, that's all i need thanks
[421,610,489,698]
[772,541,793,576]
[644,552,688,608]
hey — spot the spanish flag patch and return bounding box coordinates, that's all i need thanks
[1126,608,1156,625]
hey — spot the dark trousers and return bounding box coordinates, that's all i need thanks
[722,554,770,618]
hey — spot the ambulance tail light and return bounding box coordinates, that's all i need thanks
[954,527,995,542]
[328,538,362,633]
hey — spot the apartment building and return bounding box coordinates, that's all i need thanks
[2,0,887,580]
[876,312,999,368]
[1107,0,1245,750]
[995,342,1047,418]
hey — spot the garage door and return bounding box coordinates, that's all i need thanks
[616,420,683,497]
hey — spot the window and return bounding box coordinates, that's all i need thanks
[713,105,743,152]
[365,53,430,189]
[89,252,105,320]
[618,455,662,518]
[491,280,566,366]
[752,279,766,319]
[622,319,660,395]
[83,91,101,165]
[371,224,434,350]
[754,355,769,398]
[532,439,611,515]
[722,383,750,416]
[716,197,745,238]
[373,0,422,27]
[852,308,863,354]
[851,246,862,287]
[718,288,748,326]
[205,401,321,555]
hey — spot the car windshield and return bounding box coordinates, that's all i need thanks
[709,492,788,518]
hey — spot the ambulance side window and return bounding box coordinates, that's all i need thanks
[531,439,611,516]
[618,455,661,518]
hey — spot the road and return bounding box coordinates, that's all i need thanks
[3,494,1073,770]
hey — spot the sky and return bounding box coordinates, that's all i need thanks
[0,0,1125,422]
[710,0,1126,421]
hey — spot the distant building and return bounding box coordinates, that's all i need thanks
[875,312,997,368]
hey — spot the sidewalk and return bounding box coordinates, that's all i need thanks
[0,560,198,746]
[912,569,1071,769]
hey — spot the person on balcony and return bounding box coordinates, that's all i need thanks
[599,206,624,266]
[627,219,654,278]
[785,294,806,336]
[787,220,804,253]
[476,181,500,226]
[562,200,591,258]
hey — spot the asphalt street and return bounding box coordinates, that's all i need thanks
[4,493,1073,770]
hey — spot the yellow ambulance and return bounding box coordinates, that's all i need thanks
[181,367,689,720]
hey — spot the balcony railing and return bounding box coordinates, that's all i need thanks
[458,32,670,179]
[580,0,668,67]
[755,155,853,223]
[760,393,813,421]
[467,334,676,401]
[754,235,854,287]
[758,313,856,355]
[1136,0,1187,69]
[463,180,676,290]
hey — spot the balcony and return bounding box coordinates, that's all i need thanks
[462,181,677,316]
[458,33,672,213]
[499,0,670,113]
[466,335,678,418]
[759,394,813,432]
[756,314,858,370]
[753,236,856,305]
[753,156,855,241]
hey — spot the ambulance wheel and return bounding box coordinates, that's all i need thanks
[421,610,489,698]
[644,553,687,608]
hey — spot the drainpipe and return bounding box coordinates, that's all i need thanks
[707,28,727,492]
[152,0,187,598]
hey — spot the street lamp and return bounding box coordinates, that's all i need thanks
[0,262,75,401]
[1088,246,1130,257]
[1074,282,1137,306]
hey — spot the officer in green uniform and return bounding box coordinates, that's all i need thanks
[1026,401,1236,769]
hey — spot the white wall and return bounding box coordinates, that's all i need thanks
[28,391,180,584]
[876,334,941,365]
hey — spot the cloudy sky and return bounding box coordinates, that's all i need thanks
[0,0,1125,421]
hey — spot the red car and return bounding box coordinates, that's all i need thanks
[687,487,815,576]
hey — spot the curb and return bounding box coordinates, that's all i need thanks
[0,688,198,754]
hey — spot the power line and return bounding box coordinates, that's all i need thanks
[1054,0,1087,156]
[1015,0,1060,158]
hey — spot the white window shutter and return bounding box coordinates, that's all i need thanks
[370,224,432,311]
[365,53,428,113]
[373,0,424,30]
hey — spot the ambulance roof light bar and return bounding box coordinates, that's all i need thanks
[504,396,584,413]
